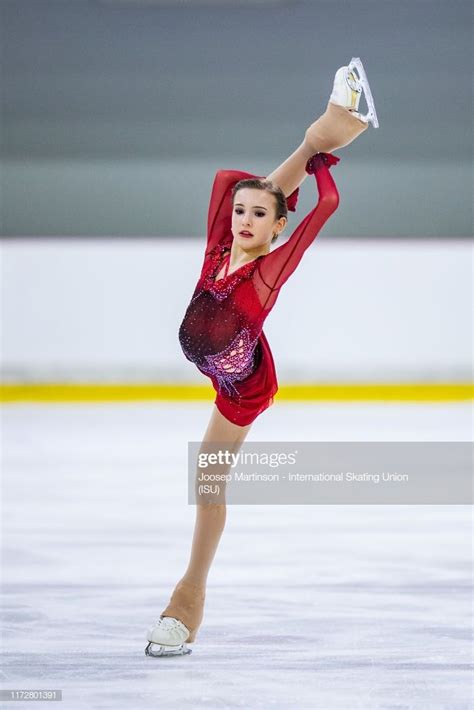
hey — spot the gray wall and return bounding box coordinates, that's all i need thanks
[1,0,472,237]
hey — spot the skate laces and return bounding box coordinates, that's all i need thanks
[154,617,185,630]
[149,616,189,643]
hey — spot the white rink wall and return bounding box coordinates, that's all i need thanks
[1,238,471,383]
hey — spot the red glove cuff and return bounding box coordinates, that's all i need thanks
[305,152,340,174]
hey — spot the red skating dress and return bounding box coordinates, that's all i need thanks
[178,152,340,426]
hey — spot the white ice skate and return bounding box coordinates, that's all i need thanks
[329,57,379,128]
[145,616,192,657]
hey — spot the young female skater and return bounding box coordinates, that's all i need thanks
[145,58,378,657]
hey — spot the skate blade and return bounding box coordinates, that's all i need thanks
[145,641,192,657]
[348,57,379,128]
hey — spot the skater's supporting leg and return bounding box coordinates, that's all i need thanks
[182,404,252,589]
[159,405,252,642]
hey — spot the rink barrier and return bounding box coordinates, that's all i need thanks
[1,382,472,403]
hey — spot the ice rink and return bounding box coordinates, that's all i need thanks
[2,401,472,709]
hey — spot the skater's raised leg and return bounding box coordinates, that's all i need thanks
[265,60,375,197]
[304,63,370,155]
[304,58,378,153]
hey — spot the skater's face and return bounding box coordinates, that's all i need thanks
[232,188,287,250]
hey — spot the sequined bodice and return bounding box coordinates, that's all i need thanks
[179,246,265,396]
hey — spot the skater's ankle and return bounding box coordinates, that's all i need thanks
[179,575,206,591]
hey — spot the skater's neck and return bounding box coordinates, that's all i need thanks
[229,239,271,267]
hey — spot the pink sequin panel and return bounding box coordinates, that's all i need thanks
[202,327,258,396]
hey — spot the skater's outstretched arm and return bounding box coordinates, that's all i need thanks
[205,168,299,257]
[255,153,340,306]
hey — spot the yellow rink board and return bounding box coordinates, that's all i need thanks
[1,383,472,403]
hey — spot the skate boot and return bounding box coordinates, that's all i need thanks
[145,616,192,657]
[145,579,205,657]
[304,58,378,154]
[330,57,379,128]
[330,66,362,114]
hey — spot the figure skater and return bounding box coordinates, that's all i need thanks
[145,58,379,657]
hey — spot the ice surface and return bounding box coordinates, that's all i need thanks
[1,402,472,709]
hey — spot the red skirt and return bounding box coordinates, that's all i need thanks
[210,330,278,427]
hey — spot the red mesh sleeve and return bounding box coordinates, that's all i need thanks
[256,152,340,302]
[206,169,300,256]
